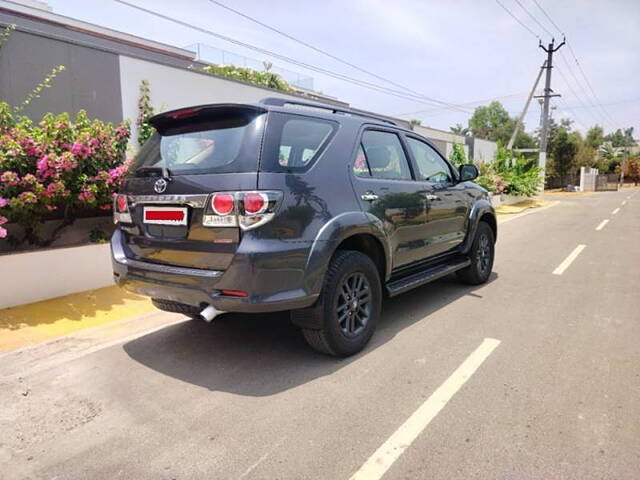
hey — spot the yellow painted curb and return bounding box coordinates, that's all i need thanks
[0,286,155,353]
[496,199,550,216]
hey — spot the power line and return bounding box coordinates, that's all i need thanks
[567,43,618,127]
[530,0,564,35]
[528,0,619,129]
[512,0,554,39]
[494,0,541,40]
[208,0,464,111]
[555,95,590,132]
[554,64,608,128]
[559,50,617,130]
[561,97,640,109]
[396,91,530,117]
[114,0,472,114]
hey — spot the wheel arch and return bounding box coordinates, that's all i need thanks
[304,211,391,296]
[461,199,497,253]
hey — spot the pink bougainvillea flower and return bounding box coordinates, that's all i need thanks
[0,216,7,225]
[78,190,96,203]
[0,226,7,239]
[21,173,38,186]
[0,197,7,208]
[18,191,38,204]
[1,171,20,186]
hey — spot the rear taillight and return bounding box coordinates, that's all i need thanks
[243,192,268,215]
[203,191,282,231]
[113,194,132,224]
[211,193,235,216]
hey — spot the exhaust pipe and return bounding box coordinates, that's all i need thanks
[199,304,225,323]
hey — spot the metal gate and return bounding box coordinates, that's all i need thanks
[595,174,619,191]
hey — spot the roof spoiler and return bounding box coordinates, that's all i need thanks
[149,103,267,133]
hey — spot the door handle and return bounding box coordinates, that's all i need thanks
[425,193,439,201]
[361,192,379,202]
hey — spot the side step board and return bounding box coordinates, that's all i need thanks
[385,258,471,297]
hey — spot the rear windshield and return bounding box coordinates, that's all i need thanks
[260,112,337,172]
[130,110,265,176]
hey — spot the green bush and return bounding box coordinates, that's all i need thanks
[474,144,541,197]
[192,64,294,93]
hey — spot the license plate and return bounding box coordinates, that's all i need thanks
[143,206,188,226]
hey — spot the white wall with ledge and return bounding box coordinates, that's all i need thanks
[1,243,113,308]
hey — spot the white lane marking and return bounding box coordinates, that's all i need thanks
[553,244,586,275]
[595,219,609,231]
[622,200,627,206]
[612,208,620,215]
[349,338,501,480]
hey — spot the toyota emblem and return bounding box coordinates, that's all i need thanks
[154,178,168,193]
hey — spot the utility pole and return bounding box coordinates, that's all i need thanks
[535,37,565,190]
[507,60,546,152]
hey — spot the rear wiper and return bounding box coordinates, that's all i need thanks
[135,166,172,178]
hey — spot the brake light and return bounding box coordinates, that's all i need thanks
[113,194,132,224]
[243,192,268,215]
[168,107,200,119]
[203,191,282,231]
[211,193,234,215]
[116,194,128,213]
[221,289,248,297]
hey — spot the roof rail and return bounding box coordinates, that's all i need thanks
[260,97,397,125]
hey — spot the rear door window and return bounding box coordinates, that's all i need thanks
[262,113,337,172]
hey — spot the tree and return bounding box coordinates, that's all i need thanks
[599,143,622,173]
[605,127,635,147]
[574,144,597,169]
[624,157,640,185]
[449,143,467,166]
[585,125,604,149]
[468,101,514,144]
[410,119,422,127]
[550,126,579,185]
[450,123,469,136]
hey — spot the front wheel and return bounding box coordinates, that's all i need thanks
[457,221,495,285]
[292,250,382,357]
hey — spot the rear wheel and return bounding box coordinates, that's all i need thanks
[457,221,495,285]
[293,250,382,357]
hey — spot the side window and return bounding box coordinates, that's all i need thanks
[353,144,370,177]
[406,137,452,184]
[357,130,412,180]
[276,117,334,169]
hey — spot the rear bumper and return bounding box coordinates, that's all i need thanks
[111,229,318,313]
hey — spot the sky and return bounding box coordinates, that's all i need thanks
[41,0,639,136]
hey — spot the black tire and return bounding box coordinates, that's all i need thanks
[293,250,382,357]
[152,298,201,318]
[457,221,495,285]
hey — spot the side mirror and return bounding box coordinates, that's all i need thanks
[459,164,479,182]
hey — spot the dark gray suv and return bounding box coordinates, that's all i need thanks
[111,97,496,356]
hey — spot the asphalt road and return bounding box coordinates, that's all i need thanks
[1,188,639,480]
